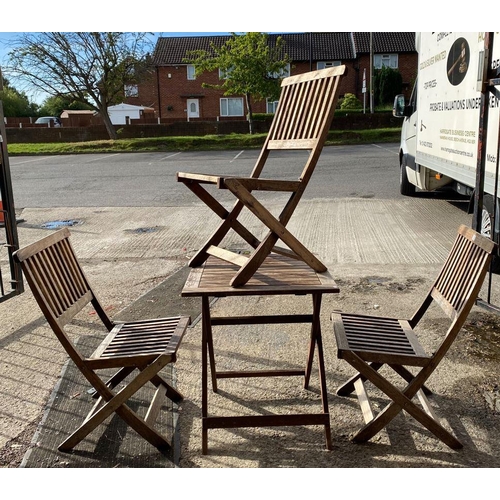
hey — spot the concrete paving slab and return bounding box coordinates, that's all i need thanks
[1,198,500,468]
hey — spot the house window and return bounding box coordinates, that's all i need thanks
[317,61,341,70]
[266,99,279,114]
[219,67,233,80]
[124,84,139,97]
[268,63,291,79]
[187,65,196,80]
[220,97,244,117]
[374,54,398,69]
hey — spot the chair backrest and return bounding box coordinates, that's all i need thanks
[250,65,346,183]
[411,225,496,354]
[13,228,113,362]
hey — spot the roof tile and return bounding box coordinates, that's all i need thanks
[153,32,416,66]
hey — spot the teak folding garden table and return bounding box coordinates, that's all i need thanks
[181,253,339,454]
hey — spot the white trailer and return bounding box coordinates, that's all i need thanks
[394,32,500,240]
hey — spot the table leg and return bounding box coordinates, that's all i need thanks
[304,293,321,388]
[201,296,208,453]
[315,323,332,449]
[200,291,332,453]
[305,293,332,450]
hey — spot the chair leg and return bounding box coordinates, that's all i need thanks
[150,374,184,403]
[389,364,433,396]
[59,357,173,452]
[90,366,136,398]
[182,182,260,268]
[344,352,463,450]
[230,233,279,287]
[336,362,383,396]
[337,363,433,398]
[225,181,327,286]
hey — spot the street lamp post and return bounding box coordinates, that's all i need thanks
[370,32,374,114]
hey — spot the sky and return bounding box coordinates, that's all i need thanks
[0,32,228,65]
[0,29,311,105]
[0,5,468,107]
[0,32,235,105]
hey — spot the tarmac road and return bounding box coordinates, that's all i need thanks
[1,144,500,472]
[8,143,402,207]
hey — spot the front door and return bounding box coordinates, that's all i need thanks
[187,99,199,120]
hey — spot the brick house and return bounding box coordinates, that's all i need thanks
[126,32,417,123]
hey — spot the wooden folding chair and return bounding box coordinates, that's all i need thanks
[177,66,346,287]
[331,225,496,449]
[13,228,190,453]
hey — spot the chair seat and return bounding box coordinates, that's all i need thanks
[89,316,189,369]
[332,312,430,366]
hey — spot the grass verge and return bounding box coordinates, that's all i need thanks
[6,128,401,155]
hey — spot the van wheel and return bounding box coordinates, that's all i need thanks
[480,194,494,238]
[479,194,500,273]
[400,162,415,196]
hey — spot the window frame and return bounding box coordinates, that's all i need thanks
[124,84,139,98]
[373,54,399,69]
[220,97,244,117]
[268,63,291,79]
[187,64,196,80]
[266,98,279,114]
[316,61,341,70]
[219,67,233,80]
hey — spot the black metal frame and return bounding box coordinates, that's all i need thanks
[474,33,500,313]
[0,100,23,303]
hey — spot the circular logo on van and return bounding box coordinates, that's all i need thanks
[447,37,470,86]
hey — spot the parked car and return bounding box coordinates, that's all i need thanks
[35,116,62,127]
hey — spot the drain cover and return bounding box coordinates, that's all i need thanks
[41,219,83,230]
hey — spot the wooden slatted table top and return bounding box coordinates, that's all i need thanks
[181,254,339,297]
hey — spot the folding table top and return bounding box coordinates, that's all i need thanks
[181,254,339,297]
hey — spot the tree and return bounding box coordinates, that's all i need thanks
[0,77,38,117]
[4,32,154,139]
[373,66,403,107]
[185,32,290,134]
[38,95,94,118]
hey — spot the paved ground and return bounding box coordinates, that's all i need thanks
[1,197,500,472]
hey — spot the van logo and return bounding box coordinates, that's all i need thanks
[447,37,470,86]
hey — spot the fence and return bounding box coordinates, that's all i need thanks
[4,112,398,144]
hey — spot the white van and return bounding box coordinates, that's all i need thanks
[393,32,500,240]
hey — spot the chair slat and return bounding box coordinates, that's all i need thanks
[32,252,64,318]
[305,79,324,138]
[61,238,89,296]
[48,243,80,306]
[45,245,73,314]
[294,80,315,139]
[268,84,291,140]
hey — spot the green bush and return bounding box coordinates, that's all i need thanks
[252,113,274,121]
[340,93,363,110]
[374,66,403,106]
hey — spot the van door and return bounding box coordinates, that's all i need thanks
[398,81,422,194]
[402,82,418,173]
